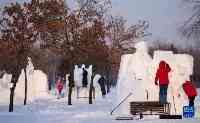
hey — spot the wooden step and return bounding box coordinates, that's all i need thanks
[159,115,182,119]
[115,116,133,120]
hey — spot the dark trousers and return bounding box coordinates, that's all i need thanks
[159,85,168,104]
[188,96,195,107]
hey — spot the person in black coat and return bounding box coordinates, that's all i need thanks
[82,68,88,87]
[98,76,107,97]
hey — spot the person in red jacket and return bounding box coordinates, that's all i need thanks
[155,60,171,104]
[56,78,64,99]
[182,77,197,107]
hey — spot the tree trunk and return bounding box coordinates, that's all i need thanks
[9,82,16,112]
[24,69,27,105]
[68,86,72,105]
[67,64,74,105]
[106,65,111,93]
[48,79,51,90]
[89,80,93,104]
[47,71,52,91]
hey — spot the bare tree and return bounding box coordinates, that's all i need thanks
[106,16,151,53]
[0,2,38,111]
[181,0,200,46]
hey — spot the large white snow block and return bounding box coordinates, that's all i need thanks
[115,41,194,116]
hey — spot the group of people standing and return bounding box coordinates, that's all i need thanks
[155,60,197,107]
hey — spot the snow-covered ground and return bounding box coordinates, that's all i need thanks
[0,88,199,123]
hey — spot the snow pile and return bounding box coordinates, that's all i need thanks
[115,41,194,116]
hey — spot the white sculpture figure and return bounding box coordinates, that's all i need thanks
[74,64,93,98]
[27,57,34,75]
[93,74,101,89]
[93,74,101,97]
[74,64,89,98]
[81,64,86,69]
[65,74,70,95]
[26,57,35,102]
[93,74,101,90]
[80,64,88,97]
[86,65,92,87]
[74,65,80,98]
[74,65,83,87]
[74,65,80,87]
[129,41,152,101]
[65,74,70,88]
[116,41,153,115]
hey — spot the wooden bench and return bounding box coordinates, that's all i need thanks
[130,101,170,115]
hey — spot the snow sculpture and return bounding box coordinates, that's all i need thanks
[65,74,70,88]
[74,64,93,98]
[0,74,12,104]
[115,41,194,116]
[86,65,92,87]
[93,74,101,89]
[74,65,83,87]
[15,57,35,104]
[93,74,102,97]
[116,41,152,115]
[74,64,92,88]
[14,58,48,104]
[0,57,49,105]
[32,70,48,99]
[151,51,193,115]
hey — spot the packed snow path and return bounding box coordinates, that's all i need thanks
[0,90,200,123]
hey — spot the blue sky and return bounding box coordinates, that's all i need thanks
[0,0,193,45]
